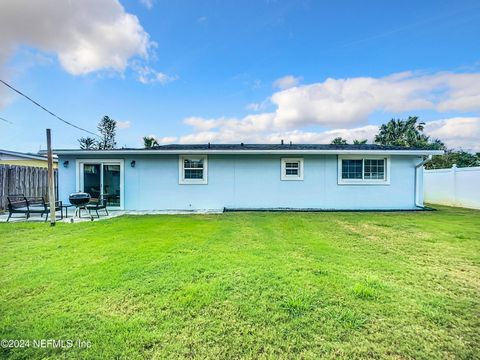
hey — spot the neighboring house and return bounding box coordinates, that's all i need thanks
[52,144,442,211]
[0,149,58,168]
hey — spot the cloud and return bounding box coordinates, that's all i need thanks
[270,71,480,129]
[175,114,377,144]
[175,124,379,145]
[168,117,480,153]
[246,103,263,111]
[140,0,154,9]
[157,70,480,149]
[0,0,155,77]
[132,64,178,84]
[425,117,480,152]
[246,98,271,112]
[156,136,178,144]
[116,120,131,129]
[197,16,208,24]
[273,75,302,90]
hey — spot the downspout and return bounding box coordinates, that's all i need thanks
[414,155,432,208]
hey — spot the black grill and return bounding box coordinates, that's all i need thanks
[69,192,91,207]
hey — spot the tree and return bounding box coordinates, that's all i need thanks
[78,137,97,150]
[353,139,368,145]
[331,137,348,145]
[143,136,159,148]
[374,116,445,150]
[97,116,117,150]
[426,150,480,169]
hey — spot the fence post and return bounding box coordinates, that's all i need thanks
[452,164,457,206]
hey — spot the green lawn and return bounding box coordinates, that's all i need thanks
[1,206,479,359]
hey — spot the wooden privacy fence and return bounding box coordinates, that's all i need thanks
[0,165,58,211]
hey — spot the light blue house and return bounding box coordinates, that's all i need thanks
[53,144,442,211]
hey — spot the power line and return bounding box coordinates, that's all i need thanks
[0,79,99,138]
[0,116,13,124]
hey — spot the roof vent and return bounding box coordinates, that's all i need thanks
[241,142,244,147]
[208,142,211,149]
[290,141,292,146]
[281,139,284,145]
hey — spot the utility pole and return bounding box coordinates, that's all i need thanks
[46,129,56,226]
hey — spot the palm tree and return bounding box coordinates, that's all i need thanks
[375,116,444,149]
[143,136,159,148]
[353,139,368,145]
[331,137,348,145]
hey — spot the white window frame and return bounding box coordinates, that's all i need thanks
[337,155,390,185]
[76,159,125,210]
[179,155,208,185]
[281,158,304,181]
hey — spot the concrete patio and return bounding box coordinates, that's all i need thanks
[0,209,223,223]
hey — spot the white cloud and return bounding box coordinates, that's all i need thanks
[273,75,302,90]
[246,103,263,111]
[175,124,379,145]
[182,71,480,137]
[270,71,480,129]
[156,136,178,144]
[140,0,154,9]
[183,113,276,135]
[246,98,271,112]
[0,0,175,89]
[0,0,153,76]
[425,117,480,152]
[197,16,208,24]
[132,64,178,84]
[116,120,131,129]
[170,117,480,152]
[159,70,480,149]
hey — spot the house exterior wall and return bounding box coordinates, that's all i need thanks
[0,153,57,168]
[0,160,58,168]
[58,154,423,210]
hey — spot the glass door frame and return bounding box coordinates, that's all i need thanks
[76,159,124,210]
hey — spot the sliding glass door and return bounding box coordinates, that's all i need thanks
[102,164,121,207]
[78,160,124,209]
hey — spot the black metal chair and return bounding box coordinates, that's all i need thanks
[86,197,109,218]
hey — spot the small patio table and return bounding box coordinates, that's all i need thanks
[61,204,75,218]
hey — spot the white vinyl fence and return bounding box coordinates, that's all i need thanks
[424,165,480,209]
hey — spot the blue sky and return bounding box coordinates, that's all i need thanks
[1,0,480,152]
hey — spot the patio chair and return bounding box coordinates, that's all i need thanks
[6,194,28,222]
[86,197,109,218]
[27,196,63,222]
[6,195,62,222]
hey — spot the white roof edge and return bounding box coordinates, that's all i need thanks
[1,149,58,162]
[48,149,444,156]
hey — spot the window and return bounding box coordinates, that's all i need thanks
[179,155,208,184]
[281,158,304,180]
[341,159,363,179]
[338,156,389,184]
[364,159,385,180]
